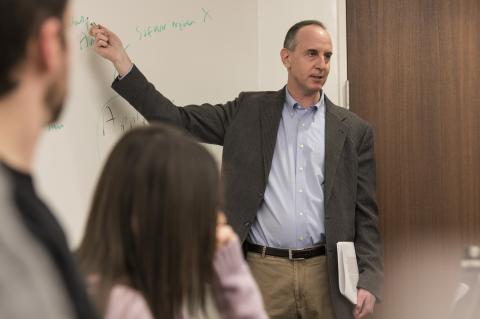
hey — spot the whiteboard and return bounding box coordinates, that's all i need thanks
[33,0,347,248]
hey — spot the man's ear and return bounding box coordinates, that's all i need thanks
[36,18,63,73]
[280,48,291,69]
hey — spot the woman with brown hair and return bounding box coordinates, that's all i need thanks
[76,124,267,319]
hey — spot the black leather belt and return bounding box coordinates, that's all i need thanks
[245,242,326,260]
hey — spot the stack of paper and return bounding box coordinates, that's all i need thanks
[337,242,359,304]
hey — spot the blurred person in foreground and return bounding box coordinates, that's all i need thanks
[0,0,97,318]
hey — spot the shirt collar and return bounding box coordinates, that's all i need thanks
[285,87,324,112]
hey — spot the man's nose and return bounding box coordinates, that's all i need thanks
[315,57,327,69]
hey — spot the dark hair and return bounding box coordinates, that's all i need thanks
[76,124,220,318]
[0,0,68,97]
[283,20,326,50]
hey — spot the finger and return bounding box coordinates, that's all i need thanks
[353,306,362,319]
[95,34,109,42]
[217,212,227,225]
[89,26,103,37]
[357,304,373,318]
[95,36,108,45]
[216,227,227,249]
[353,295,365,318]
[216,225,235,248]
[95,39,109,48]
[217,224,232,238]
[358,298,374,318]
[88,26,97,36]
[97,24,111,36]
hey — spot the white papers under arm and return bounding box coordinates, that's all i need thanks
[337,242,359,304]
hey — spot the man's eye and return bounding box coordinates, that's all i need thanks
[307,50,317,57]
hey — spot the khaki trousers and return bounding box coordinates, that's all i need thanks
[247,252,335,319]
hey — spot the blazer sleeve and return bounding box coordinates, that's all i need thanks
[111,65,243,145]
[354,126,384,301]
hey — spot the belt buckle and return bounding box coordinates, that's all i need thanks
[288,249,304,261]
[261,246,267,258]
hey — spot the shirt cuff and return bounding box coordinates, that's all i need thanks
[118,64,134,80]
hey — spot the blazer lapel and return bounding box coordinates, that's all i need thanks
[324,98,347,206]
[260,88,285,184]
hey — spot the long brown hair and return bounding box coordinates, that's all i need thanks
[76,124,219,318]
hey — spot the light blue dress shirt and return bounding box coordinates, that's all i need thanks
[249,88,326,249]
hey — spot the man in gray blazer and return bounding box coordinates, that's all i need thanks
[91,19,383,319]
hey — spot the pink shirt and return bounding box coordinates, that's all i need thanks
[104,240,267,319]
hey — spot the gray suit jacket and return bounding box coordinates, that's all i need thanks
[112,65,383,318]
[0,166,75,319]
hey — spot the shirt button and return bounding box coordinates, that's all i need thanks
[301,123,305,127]
[299,144,304,148]
[299,167,304,171]
[299,236,304,241]
[299,212,304,216]
[299,189,303,193]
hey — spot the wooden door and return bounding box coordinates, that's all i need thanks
[346,1,480,318]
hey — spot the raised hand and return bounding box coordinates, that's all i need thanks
[216,212,238,251]
[89,25,133,77]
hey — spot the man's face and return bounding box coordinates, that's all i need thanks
[281,25,333,97]
[45,5,71,124]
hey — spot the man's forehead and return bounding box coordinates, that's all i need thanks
[297,25,329,36]
[295,26,332,47]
